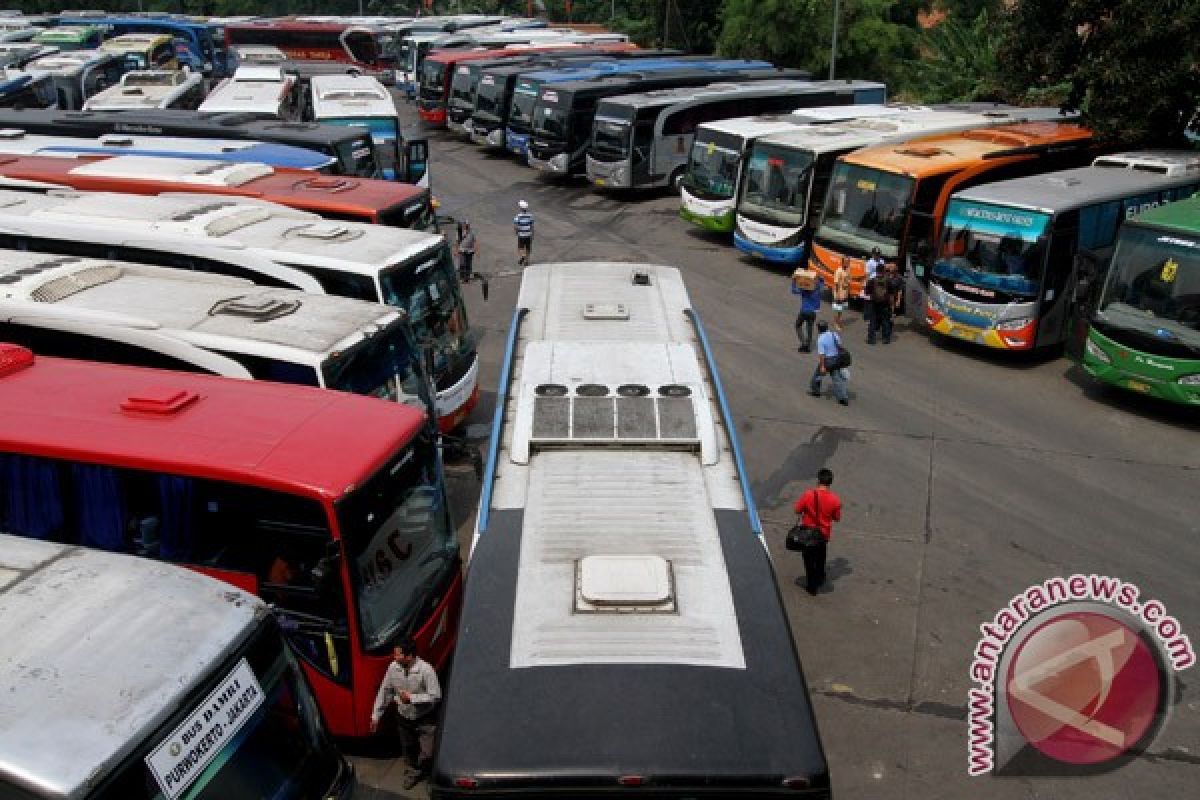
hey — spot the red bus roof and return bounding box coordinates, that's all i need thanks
[0,154,426,218]
[0,344,426,502]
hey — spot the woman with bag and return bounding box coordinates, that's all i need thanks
[792,468,842,595]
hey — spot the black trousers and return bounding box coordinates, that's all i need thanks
[801,539,827,594]
[378,705,435,768]
[795,310,816,349]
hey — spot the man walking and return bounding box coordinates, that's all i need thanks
[865,262,903,344]
[809,320,849,406]
[455,219,477,282]
[370,638,442,789]
[514,199,534,266]
[793,468,842,595]
[792,272,824,352]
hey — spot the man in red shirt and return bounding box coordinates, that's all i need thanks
[793,468,843,595]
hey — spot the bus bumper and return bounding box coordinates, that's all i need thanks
[679,190,735,233]
[1082,330,1200,405]
[586,155,630,188]
[505,130,529,158]
[418,107,447,126]
[733,231,806,264]
[528,150,568,174]
[436,354,481,432]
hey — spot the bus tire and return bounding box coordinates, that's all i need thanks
[669,167,686,192]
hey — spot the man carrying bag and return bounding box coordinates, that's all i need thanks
[788,468,843,595]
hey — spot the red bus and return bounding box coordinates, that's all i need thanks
[417,43,636,126]
[0,153,437,231]
[0,343,464,739]
[226,21,392,69]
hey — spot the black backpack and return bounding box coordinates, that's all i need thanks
[870,276,889,303]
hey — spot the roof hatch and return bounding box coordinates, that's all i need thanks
[209,293,301,321]
[575,554,676,613]
[120,387,200,415]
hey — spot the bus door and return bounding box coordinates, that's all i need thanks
[902,209,936,327]
[402,137,429,186]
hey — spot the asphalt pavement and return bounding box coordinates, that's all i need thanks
[350,96,1200,799]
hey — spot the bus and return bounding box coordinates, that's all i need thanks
[0,532,356,799]
[0,128,337,171]
[99,32,180,72]
[927,151,1200,352]
[33,24,105,51]
[0,42,59,69]
[198,63,302,117]
[731,105,1072,264]
[225,20,393,69]
[433,261,829,799]
[83,68,206,110]
[25,49,129,110]
[310,72,417,184]
[0,251,432,411]
[584,79,887,189]
[57,15,222,78]
[1081,193,1200,404]
[0,106,394,180]
[806,122,1098,308]
[0,346,464,739]
[0,153,437,230]
[0,189,478,431]
[0,69,57,109]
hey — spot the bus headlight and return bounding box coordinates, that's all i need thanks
[926,291,946,312]
[549,153,568,173]
[995,316,1032,331]
[486,129,504,147]
[1085,337,1111,365]
[1178,373,1200,386]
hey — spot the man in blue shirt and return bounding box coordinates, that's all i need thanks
[792,274,824,352]
[809,320,849,405]
[513,199,535,266]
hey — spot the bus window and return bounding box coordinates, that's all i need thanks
[212,349,322,387]
[344,31,379,64]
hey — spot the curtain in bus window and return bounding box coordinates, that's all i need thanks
[70,463,126,552]
[0,453,64,540]
[157,474,196,561]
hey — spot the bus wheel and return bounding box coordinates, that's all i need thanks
[669,167,686,192]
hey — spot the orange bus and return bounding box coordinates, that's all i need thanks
[0,153,437,231]
[805,122,1096,313]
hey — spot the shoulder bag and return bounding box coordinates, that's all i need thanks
[826,333,852,371]
[785,490,826,551]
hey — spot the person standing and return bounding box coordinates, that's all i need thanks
[883,261,905,342]
[514,199,534,266]
[793,468,842,595]
[864,264,893,345]
[370,638,442,789]
[831,257,850,328]
[455,219,477,282]
[792,273,824,352]
[865,247,885,284]
[809,320,849,406]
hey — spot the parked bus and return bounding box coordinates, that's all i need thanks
[25,48,129,109]
[0,42,58,69]
[99,32,180,71]
[925,151,1200,350]
[0,346,464,739]
[1081,192,1200,404]
[584,79,886,189]
[731,105,1072,264]
[0,69,57,109]
[0,153,437,230]
[226,20,393,69]
[33,24,105,51]
[434,261,829,799]
[199,63,302,117]
[0,128,336,170]
[0,532,356,799]
[83,68,205,110]
[58,15,222,78]
[310,72,417,183]
[0,189,478,431]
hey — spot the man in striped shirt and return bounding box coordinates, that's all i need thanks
[514,199,535,266]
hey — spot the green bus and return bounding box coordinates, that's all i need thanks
[32,25,106,51]
[1083,194,1200,405]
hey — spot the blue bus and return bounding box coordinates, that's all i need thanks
[56,16,223,78]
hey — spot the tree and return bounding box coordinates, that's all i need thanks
[906,9,1003,102]
[995,0,1200,146]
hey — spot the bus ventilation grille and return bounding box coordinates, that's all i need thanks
[530,383,698,445]
[29,264,120,303]
[208,294,301,321]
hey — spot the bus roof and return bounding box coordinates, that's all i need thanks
[24,48,118,73]
[0,188,444,274]
[0,534,265,800]
[950,152,1200,214]
[84,70,201,110]
[1129,192,1200,231]
[0,343,424,497]
[310,73,396,118]
[841,121,1094,176]
[33,26,101,43]
[99,32,175,52]
[695,111,815,140]
[200,68,294,114]
[596,77,819,108]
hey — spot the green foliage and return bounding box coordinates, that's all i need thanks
[905,9,1003,102]
[995,0,1200,146]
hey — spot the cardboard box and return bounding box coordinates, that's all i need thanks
[792,268,818,292]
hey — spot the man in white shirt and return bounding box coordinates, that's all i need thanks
[371,637,442,788]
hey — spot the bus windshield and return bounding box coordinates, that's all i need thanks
[381,246,473,382]
[336,134,380,178]
[449,70,474,107]
[508,85,538,129]
[321,318,430,411]
[379,195,436,231]
[1094,226,1200,350]
[97,618,342,800]
[532,101,568,139]
[933,201,1049,296]
[815,162,913,258]
[419,60,446,99]
[473,76,503,118]
[338,434,457,652]
[740,144,815,226]
[684,137,742,200]
[591,115,631,158]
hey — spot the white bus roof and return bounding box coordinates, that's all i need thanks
[598,78,825,109]
[0,249,403,361]
[693,112,815,143]
[0,129,290,157]
[233,44,288,63]
[310,73,397,119]
[0,188,446,277]
[69,154,277,185]
[0,535,264,800]
[1092,150,1200,176]
[23,48,114,74]
[83,70,202,110]
[199,68,294,115]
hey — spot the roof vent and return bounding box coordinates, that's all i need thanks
[292,222,360,241]
[895,145,943,157]
[631,269,651,286]
[30,264,121,303]
[121,386,200,415]
[582,301,628,320]
[0,343,34,377]
[172,200,240,221]
[575,555,676,613]
[209,293,301,321]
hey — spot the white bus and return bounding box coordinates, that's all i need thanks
[586,79,888,191]
[309,72,417,184]
[0,189,479,430]
[0,534,356,800]
[732,106,1073,265]
[0,250,433,410]
[84,68,206,110]
[199,63,303,117]
[434,261,829,798]
[24,48,128,109]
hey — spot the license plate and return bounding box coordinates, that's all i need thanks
[950,324,979,340]
[1126,379,1151,393]
[595,178,606,186]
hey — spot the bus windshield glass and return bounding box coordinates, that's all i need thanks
[97,618,342,800]
[532,96,569,139]
[1094,226,1200,350]
[815,162,914,258]
[338,434,457,652]
[591,115,631,158]
[508,84,538,129]
[740,144,815,226]
[473,75,503,117]
[933,201,1049,296]
[419,60,446,99]
[321,319,430,410]
[336,134,380,178]
[684,134,743,200]
[381,246,473,381]
[379,195,436,231]
[449,69,474,107]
